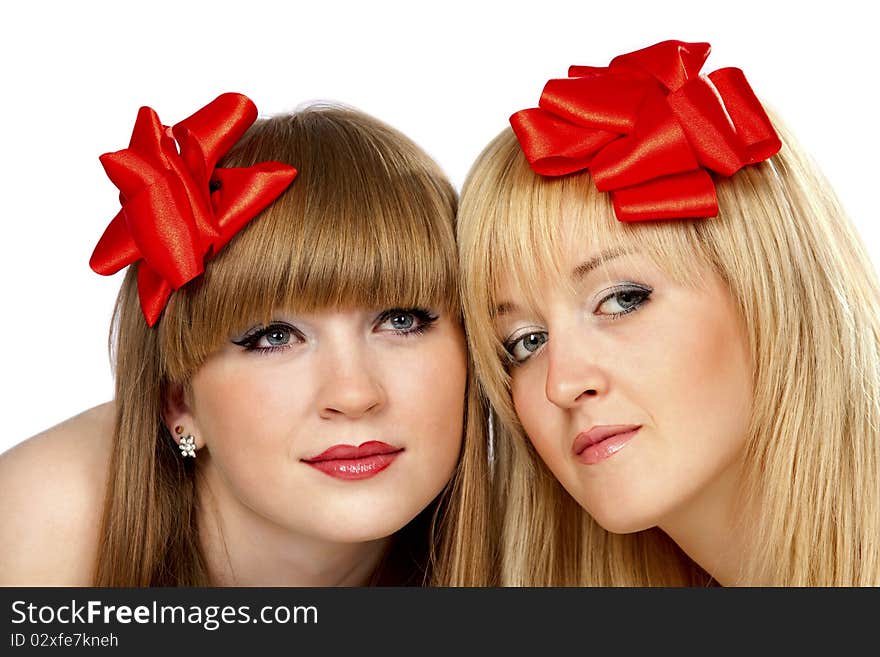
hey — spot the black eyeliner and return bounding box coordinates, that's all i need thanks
[596,283,653,319]
[376,307,439,336]
[232,322,299,352]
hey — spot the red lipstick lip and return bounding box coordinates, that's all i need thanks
[303,441,402,463]
[301,442,404,481]
[573,425,642,456]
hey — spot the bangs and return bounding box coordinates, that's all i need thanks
[459,128,719,416]
[158,106,458,380]
[473,129,715,323]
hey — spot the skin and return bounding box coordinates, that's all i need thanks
[0,403,113,585]
[493,215,753,584]
[0,306,466,586]
[170,306,467,585]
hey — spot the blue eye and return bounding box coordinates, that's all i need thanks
[387,313,414,330]
[505,330,548,364]
[263,327,291,347]
[232,323,303,353]
[595,285,652,317]
[375,308,438,336]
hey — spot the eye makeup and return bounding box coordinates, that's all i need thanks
[231,307,441,355]
[374,307,439,336]
[499,281,654,366]
[232,322,303,354]
[593,283,653,319]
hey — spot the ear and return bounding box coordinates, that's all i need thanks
[162,383,205,454]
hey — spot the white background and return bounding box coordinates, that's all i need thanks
[1,1,877,453]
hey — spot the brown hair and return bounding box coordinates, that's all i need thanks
[94,105,494,585]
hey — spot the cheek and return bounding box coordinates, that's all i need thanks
[703,340,751,451]
[190,359,302,471]
[647,293,753,464]
[397,331,468,451]
[510,366,557,456]
[510,375,535,425]
[426,339,469,491]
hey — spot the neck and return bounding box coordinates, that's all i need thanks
[657,455,750,586]
[195,455,390,587]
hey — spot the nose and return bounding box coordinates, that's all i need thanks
[544,332,610,409]
[316,340,386,420]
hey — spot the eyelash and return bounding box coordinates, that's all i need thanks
[233,323,303,355]
[502,284,653,367]
[232,307,439,355]
[375,307,439,337]
[595,284,653,319]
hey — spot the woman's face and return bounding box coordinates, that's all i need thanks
[493,214,753,533]
[184,305,466,543]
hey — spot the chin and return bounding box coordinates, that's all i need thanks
[307,509,418,545]
[580,497,660,535]
[593,516,654,535]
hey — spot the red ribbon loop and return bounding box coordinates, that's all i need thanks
[510,40,782,222]
[90,93,298,326]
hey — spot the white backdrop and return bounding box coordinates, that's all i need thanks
[2,1,877,452]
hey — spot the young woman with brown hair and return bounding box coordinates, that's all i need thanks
[0,95,493,586]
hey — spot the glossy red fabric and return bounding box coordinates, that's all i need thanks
[510,40,781,222]
[90,93,298,326]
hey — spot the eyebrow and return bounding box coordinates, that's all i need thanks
[494,302,517,318]
[493,247,633,318]
[571,247,631,282]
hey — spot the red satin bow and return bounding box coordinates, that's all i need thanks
[510,40,781,222]
[90,93,298,326]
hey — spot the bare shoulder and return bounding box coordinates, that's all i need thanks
[0,402,116,585]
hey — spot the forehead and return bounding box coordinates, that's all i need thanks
[492,206,630,304]
[492,227,710,324]
[493,246,650,313]
[483,167,712,318]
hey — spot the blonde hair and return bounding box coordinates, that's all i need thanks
[458,115,880,585]
[95,105,494,586]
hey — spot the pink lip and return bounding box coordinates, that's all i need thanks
[302,441,403,480]
[572,425,641,465]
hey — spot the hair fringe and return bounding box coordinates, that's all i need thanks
[458,113,880,586]
[94,105,492,586]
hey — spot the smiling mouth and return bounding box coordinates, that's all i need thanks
[302,441,404,480]
[572,425,641,465]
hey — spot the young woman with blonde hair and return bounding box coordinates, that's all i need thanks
[0,95,493,586]
[457,40,880,585]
